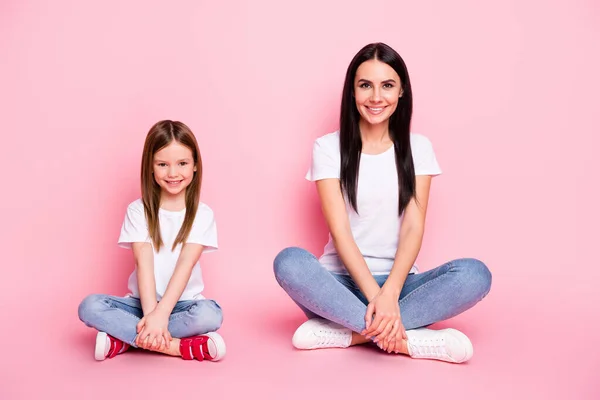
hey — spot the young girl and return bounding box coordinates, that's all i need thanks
[273,43,492,363]
[78,120,225,362]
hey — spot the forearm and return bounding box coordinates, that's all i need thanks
[155,245,203,315]
[134,244,158,315]
[382,226,424,298]
[137,270,158,314]
[333,235,380,301]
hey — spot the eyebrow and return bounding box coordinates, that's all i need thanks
[357,78,397,84]
[154,158,192,163]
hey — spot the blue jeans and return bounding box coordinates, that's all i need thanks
[273,247,491,332]
[78,294,223,346]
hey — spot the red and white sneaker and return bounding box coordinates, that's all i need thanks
[95,332,130,361]
[179,332,226,361]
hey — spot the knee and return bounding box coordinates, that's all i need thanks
[273,247,310,284]
[188,301,223,333]
[454,258,492,299]
[78,294,107,324]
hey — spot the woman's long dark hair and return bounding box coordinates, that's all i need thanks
[339,42,415,216]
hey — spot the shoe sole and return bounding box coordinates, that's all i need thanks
[95,332,108,361]
[204,332,226,361]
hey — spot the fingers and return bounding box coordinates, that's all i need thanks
[374,319,395,344]
[393,326,403,353]
[136,318,146,334]
[140,334,149,349]
[137,330,170,351]
[363,309,384,338]
[364,302,375,331]
[375,319,399,353]
[136,329,157,350]
[160,334,171,351]
[135,327,147,347]
[365,316,388,340]
[153,337,165,351]
[388,319,400,342]
[148,333,164,351]
[391,321,407,354]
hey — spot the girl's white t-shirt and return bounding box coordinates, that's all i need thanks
[306,131,442,275]
[118,199,218,300]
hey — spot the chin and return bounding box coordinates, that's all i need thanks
[162,187,185,196]
[364,116,389,126]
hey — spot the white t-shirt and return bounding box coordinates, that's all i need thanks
[306,131,442,275]
[118,199,218,300]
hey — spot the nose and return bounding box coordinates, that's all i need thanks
[168,165,177,177]
[370,87,382,102]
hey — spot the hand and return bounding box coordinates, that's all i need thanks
[379,317,408,353]
[136,309,172,351]
[361,289,405,349]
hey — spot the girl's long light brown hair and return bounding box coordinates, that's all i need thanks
[141,120,202,251]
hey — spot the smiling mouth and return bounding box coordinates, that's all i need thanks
[366,106,387,114]
[166,180,183,185]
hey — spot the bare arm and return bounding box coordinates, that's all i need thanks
[154,243,204,315]
[362,175,433,349]
[135,243,204,350]
[316,179,380,301]
[132,242,158,315]
[382,175,432,298]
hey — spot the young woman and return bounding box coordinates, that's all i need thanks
[273,43,491,363]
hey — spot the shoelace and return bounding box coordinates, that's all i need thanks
[408,337,449,358]
[315,327,347,346]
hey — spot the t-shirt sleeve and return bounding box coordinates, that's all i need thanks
[305,139,340,181]
[413,135,442,176]
[118,203,151,249]
[186,206,218,253]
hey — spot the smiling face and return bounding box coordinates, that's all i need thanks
[152,141,196,200]
[354,58,403,128]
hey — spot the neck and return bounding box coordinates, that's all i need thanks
[160,190,187,211]
[359,119,390,144]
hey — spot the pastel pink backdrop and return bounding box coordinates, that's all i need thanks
[1,1,598,399]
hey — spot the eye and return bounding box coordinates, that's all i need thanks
[179,162,188,166]
[359,83,371,89]
[157,163,167,167]
[383,83,394,89]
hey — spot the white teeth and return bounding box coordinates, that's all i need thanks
[368,107,383,111]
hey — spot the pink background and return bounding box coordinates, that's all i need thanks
[1,1,598,398]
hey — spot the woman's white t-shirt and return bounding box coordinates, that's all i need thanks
[306,131,442,275]
[117,199,218,300]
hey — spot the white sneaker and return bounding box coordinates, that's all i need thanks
[405,328,473,363]
[292,318,352,350]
